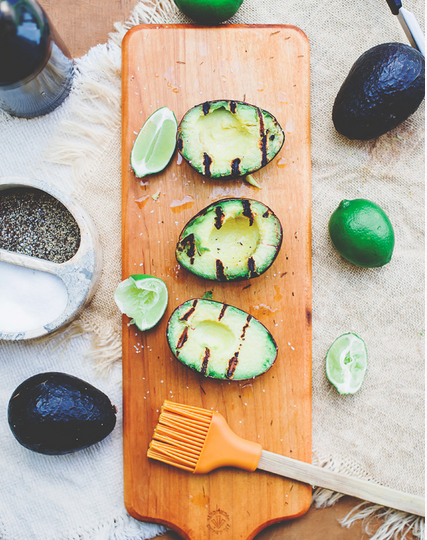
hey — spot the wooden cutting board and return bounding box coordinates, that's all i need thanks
[121,24,312,540]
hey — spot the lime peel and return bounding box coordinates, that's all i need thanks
[114,275,168,331]
[131,106,177,178]
[325,333,367,395]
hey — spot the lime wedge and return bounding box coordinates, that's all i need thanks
[325,333,367,394]
[130,106,178,178]
[114,275,168,331]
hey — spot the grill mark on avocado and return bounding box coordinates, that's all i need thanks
[203,153,212,177]
[262,210,270,218]
[242,199,254,226]
[178,234,196,263]
[218,304,228,320]
[202,102,211,115]
[240,315,252,339]
[186,234,196,258]
[177,137,183,152]
[260,134,268,167]
[231,158,241,177]
[214,206,225,229]
[227,352,240,379]
[201,348,210,376]
[176,326,189,349]
[229,101,237,113]
[216,259,226,281]
[248,257,258,277]
[257,108,268,167]
[180,300,198,321]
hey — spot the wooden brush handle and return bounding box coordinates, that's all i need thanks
[258,450,425,517]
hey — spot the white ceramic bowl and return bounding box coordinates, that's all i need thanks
[0,177,102,340]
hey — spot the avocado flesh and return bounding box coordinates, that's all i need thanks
[167,299,278,380]
[177,100,285,178]
[196,108,262,174]
[176,198,283,281]
[7,372,117,455]
[333,42,425,140]
[209,215,260,263]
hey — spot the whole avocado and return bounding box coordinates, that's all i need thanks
[332,43,425,140]
[8,372,117,455]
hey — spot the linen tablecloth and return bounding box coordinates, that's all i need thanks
[0,0,424,539]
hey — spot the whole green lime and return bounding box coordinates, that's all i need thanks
[174,0,243,24]
[328,199,395,268]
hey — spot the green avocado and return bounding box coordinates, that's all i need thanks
[175,198,283,281]
[8,372,117,455]
[167,298,278,380]
[332,42,425,140]
[177,100,284,178]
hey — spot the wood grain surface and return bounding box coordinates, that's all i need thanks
[121,25,312,539]
[36,1,415,537]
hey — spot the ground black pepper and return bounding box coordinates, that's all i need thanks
[0,187,80,264]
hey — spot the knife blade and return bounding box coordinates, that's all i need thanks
[386,0,425,56]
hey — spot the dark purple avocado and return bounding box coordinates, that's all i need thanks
[8,372,117,455]
[333,42,425,140]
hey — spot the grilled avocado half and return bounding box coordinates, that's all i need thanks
[176,198,283,281]
[167,298,278,380]
[177,100,285,178]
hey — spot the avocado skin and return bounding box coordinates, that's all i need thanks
[333,43,425,140]
[8,372,117,455]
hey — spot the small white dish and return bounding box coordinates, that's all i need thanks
[0,177,102,340]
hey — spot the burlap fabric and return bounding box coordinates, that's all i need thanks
[0,0,424,538]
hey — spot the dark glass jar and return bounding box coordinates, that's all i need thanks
[0,0,74,118]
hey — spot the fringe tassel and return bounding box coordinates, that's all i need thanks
[43,44,122,182]
[28,318,122,381]
[312,456,425,540]
[78,318,123,377]
[45,318,123,377]
[340,503,425,540]
[312,487,345,508]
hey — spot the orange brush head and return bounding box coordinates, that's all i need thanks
[147,401,212,472]
[147,400,262,474]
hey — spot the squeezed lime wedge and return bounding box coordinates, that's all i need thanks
[114,275,168,331]
[325,333,367,394]
[130,106,177,178]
